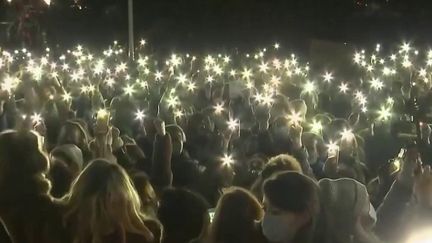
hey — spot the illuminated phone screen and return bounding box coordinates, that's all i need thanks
[208,209,215,223]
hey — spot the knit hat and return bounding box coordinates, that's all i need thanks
[318,178,375,232]
[51,144,84,171]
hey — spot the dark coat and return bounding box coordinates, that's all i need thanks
[0,195,69,243]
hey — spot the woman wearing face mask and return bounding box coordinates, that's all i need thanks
[261,171,320,243]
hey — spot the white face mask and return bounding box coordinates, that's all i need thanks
[262,214,296,243]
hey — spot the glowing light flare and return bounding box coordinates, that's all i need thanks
[378,106,392,121]
[1,75,20,93]
[223,56,231,63]
[227,118,240,131]
[31,113,43,125]
[340,128,355,141]
[354,52,362,64]
[155,71,163,81]
[259,62,269,73]
[105,78,115,87]
[167,96,180,108]
[401,42,411,53]
[354,91,367,105]
[261,94,274,107]
[170,54,182,67]
[186,82,197,92]
[383,67,392,76]
[303,81,316,94]
[174,110,184,118]
[115,62,127,73]
[402,59,412,68]
[213,102,225,115]
[327,141,339,157]
[213,65,223,75]
[272,59,282,70]
[310,120,323,134]
[241,68,253,80]
[176,74,188,84]
[339,83,349,93]
[135,110,146,121]
[221,154,235,167]
[286,111,303,126]
[370,78,384,90]
[62,92,72,102]
[323,72,334,83]
[206,75,215,84]
[123,84,136,96]
[270,75,281,86]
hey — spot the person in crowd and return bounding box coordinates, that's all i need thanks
[57,120,92,162]
[209,187,265,243]
[0,130,68,243]
[62,159,160,243]
[166,124,202,191]
[157,188,210,243]
[48,144,84,198]
[318,178,382,243]
[261,171,320,243]
[151,119,173,194]
[251,154,305,200]
[132,172,159,218]
[376,147,432,243]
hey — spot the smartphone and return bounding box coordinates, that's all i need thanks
[397,148,407,159]
[208,208,215,223]
[96,109,110,134]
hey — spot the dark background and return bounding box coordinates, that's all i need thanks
[1,0,432,54]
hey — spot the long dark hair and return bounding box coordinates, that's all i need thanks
[210,187,263,243]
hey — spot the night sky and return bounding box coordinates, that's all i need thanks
[1,0,432,52]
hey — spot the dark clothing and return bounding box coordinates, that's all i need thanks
[0,195,68,243]
[171,152,202,190]
[151,133,173,193]
[0,225,11,243]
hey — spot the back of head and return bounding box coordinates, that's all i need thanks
[0,130,51,198]
[262,172,320,243]
[318,178,375,243]
[251,154,303,200]
[50,144,84,172]
[210,187,263,243]
[57,120,90,155]
[263,171,319,214]
[64,159,153,243]
[158,188,210,243]
[49,144,84,198]
[262,154,303,180]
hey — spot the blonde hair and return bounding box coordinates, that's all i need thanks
[63,159,154,243]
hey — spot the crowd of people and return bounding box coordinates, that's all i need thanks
[0,42,432,243]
